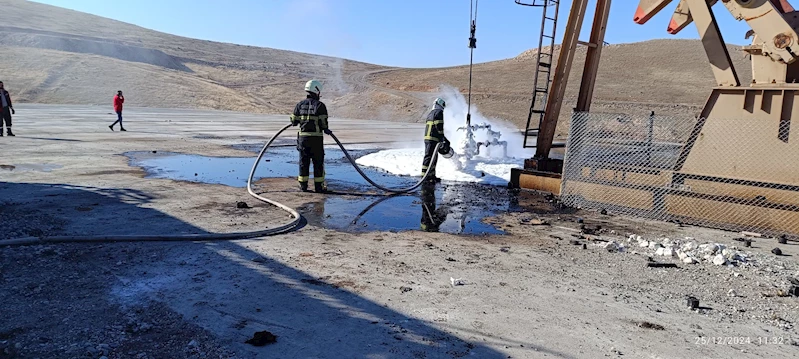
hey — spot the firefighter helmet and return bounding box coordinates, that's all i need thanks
[305,79,323,94]
[434,97,446,108]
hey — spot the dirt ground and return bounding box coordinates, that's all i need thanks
[2,105,798,359]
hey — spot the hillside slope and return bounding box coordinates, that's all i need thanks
[0,0,754,132]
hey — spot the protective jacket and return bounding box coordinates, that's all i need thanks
[291,94,328,136]
[0,89,12,109]
[424,104,445,142]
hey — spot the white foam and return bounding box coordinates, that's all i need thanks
[355,84,532,186]
[355,148,523,186]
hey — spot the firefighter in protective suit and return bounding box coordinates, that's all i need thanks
[291,79,331,193]
[421,97,451,183]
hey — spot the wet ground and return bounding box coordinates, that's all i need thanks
[125,147,563,235]
[126,147,408,189]
[299,184,508,235]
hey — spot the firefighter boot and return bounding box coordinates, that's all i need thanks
[299,182,309,192]
[314,182,328,193]
[6,129,14,137]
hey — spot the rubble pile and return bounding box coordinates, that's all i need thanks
[598,235,750,267]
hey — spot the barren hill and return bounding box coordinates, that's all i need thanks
[0,0,753,133]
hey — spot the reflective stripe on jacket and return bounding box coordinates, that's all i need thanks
[290,94,329,137]
[424,105,445,142]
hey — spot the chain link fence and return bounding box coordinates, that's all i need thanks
[560,112,799,237]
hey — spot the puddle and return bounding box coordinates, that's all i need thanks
[0,163,63,172]
[126,147,414,189]
[300,183,513,235]
[125,147,567,235]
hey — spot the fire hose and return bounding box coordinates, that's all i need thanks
[0,124,442,247]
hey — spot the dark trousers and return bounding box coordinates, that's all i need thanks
[111,111,123,127]
[298,136,325,183]
[1,107,11,130]
[420,183,443,232]
[422,140,438,177]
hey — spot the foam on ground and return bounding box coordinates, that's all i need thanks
[355,148,522,186]
[356,85,532,186]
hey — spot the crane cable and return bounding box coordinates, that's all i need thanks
[467,0,478,127]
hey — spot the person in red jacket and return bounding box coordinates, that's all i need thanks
[109,90,126,131]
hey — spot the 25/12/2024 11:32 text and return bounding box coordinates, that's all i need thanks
[694,336,791,345]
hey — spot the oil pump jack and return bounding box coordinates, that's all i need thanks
[511,0,799,234]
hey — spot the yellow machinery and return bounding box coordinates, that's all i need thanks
[511,0,799,235]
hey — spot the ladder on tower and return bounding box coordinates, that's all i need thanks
[515,0,560,148]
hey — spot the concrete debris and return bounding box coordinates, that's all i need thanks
[450,277,466,286]
[400,286,413,293]
[682,256,698,264]
[236,201,250,209]
[681,241,698,252]
[655,247,675,257]
[728,289,738,297]
[712,254,727,266]
[603,241,622,252]
[698,243,720,256]
[618,234,760,269]
[772,248,783,256]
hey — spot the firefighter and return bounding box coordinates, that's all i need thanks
[291,79,331,193]
[421,97,449,183]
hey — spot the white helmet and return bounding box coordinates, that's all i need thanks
[305,79,323,94]
[434,97,446,108]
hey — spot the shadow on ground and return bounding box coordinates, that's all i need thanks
[0,182,575,358]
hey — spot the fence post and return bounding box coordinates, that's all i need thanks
[646,111,655,166]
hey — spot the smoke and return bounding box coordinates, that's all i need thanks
[437,85,534,159]
[325,57,351,96]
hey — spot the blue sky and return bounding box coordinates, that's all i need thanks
[33,0,753,68]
